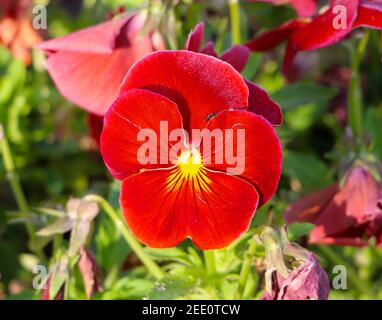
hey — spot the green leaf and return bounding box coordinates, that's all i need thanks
[271,82,337,110]
[148,275,197,300]
[283,150,333,191]
[287,222,315,241]
[144,247,191,265]
[365,106,382,160]
[49,257,69,299]
[99,278,153,300]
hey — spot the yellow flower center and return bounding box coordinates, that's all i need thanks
[166,148,211,192]
[177,148,203,177]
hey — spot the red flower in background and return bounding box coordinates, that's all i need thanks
[247,0,382,76]
[185,23,283,126]
[250,0,317,17]
[100,50,282,249]
[39,13,164,146]
[38,13,164,116]
[285,165,382,246]
[0,0,43,64]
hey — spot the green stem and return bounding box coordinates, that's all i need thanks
[317,245,373,298]
[0,127,35,243]
[84,194,164,280]
[347,31,370,137]
[228,0,241,44]
[204,250,216,276]
[235,237,257,299]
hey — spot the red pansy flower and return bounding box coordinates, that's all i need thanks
[285,165,382,246]
[38,13,164,116]
[185,22,283,126]
[0,0,43,64]
[250,0,317,17]
[100,50,282,249]
[247,0,382,76]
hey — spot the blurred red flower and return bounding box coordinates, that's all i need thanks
[185,22,283,126]
[250,0,317,17]
[100,50,282,249]
[247,0,382,76]
[285,165,382,246]
[0,0,43,64]
[38,13,164,116]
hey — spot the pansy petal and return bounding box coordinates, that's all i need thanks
[100,89,184,180]
[40,15,159,115]
[120,50,249,132]
[290,0,317,17]
[285,184,338,224]
[353,2,382,29]
[246,19,310,51]
[220,45,250,72]
[38,15,132,54]
[200,110,282,205]
[291,1,359,51]
[309,235,367,246]
[120,167,259,249]
[185,22,204,52]
[200,41,218,57]
[87,113,104,147]
[245,79,283,126]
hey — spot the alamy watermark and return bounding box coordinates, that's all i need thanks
[32,5,47,30]
[136,122,246,175]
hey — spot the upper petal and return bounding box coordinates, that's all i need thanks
[100,89,184,180]
[120,167,259,249]
[200,110,282,205]
[185,22,204,52]
[220,45,250,72]
[120,50,249,131]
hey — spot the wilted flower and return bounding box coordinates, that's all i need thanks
[261,227,329,300]
[185,22,283,126]
[78,246,102,300]
[37,198,99,256]
[101,50,282,249]
[285,165,382,246]
[0,0,43,64]
[247,0,382,76]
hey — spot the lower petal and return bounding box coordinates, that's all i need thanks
[120,167,259,249]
